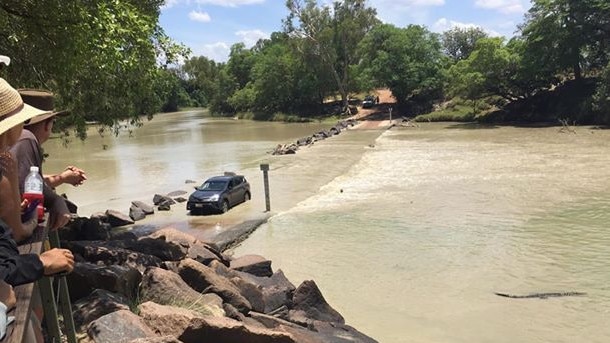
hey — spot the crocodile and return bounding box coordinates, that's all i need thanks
[494,292,586,299]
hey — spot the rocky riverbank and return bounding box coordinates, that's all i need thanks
[60,193,378,343]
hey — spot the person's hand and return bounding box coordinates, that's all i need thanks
[0,281,16,310]
[49,213,71,231]
[39,248,74,276]
[60,166,87,186]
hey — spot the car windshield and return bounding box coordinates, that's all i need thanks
[199,180,227,191]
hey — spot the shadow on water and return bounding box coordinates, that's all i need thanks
[444,121,610,130]
[445,122,501,130]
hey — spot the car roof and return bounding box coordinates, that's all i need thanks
[205,175,244,182]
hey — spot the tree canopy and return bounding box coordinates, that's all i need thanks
[0,0,188,139]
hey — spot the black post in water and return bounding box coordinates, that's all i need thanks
[260,163,270,212]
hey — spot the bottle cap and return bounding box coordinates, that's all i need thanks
[29,166,39,173]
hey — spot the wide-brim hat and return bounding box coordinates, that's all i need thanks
[0,78,49,136]
[18,89,68,126]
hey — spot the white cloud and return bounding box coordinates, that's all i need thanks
[370,0,445,26]
[188,10,211,22]
[235,29,269,48]
[161,0,180,9]
[194,0,265,7]
[474,0,525,14]
[432,18,502,36]
[196,42,231,62]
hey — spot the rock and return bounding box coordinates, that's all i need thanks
[209,261,293,314]
[177,258,252,313]
[131,201,155,215]
[139,267,224,317]
[63,241,162,272]
[248,312,303,330]
[138,301,205,338]
[153,194,175,206]
[60,216,111,241]
[66,262,142,302]
[173,197,187,203]
[106,210,135,228]
[87,310,155,343]
[229,276,265,313]
[166,190,187,197]
[129,205,146,221]
[72,289,130,330]
[306,321,378,343]
[230,254,273,277]
[210,219,268,252]
[179,316,296,343]
[185,180,197,184]
[139,228,226,265]
[157,201,172,211]
[290,280,344,324]
[329,126,340,135]
[128,337,183,343]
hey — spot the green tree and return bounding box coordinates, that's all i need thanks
[447,37,524,106]
[521,0,610,81]
[441,27,488,61]
[182,56,221,107]
[285,0,379,112]
[357,24,445,114]
[0,0,188,139]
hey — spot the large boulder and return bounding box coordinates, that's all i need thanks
[128,337,183,343]
[230,254,273,277]
[178,316,296,343]
[72,289,130,330]
[64,241,162,272]
[209,261,294,314]
[67,263,142,302]
[106,210,135,228]
[129,205,146,221]
[139,267,224,317]
[153,194,175,206]
[131,201,155,215]
[87,310,155,343]
[138,301,205,337]
[136,228,227,265]
[60,216,111,241]
[177,258,252,313]
[288,280,344,324]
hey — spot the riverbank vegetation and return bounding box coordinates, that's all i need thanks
[1,0,609,140]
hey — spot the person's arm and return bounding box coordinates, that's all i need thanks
[43,183,71,231]
[44,166,87,188]
[0,220,44,286]
[0,168,36,242]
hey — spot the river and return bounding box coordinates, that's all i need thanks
[44,112,610,343]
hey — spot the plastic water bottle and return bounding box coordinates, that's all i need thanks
[23,166,44,222]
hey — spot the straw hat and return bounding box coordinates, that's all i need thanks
[0,78,49,136]
[18,89,68,126]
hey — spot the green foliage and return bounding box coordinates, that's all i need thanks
[357,24,445,114]
[0,0,189,139]
[285,0,379,109]
[521,0,610,81]
[442,27,488,61]
[592,62,610,123]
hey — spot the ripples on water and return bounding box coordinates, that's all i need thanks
[236,125,610,343]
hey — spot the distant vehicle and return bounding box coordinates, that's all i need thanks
[362,95,375,109]
[186,175,250,214]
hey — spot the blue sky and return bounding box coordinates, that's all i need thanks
[159,0,533,62]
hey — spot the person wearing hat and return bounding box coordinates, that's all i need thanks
[9,89,86,232]
[0,78,75,341]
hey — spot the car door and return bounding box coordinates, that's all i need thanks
[230,177,243,204]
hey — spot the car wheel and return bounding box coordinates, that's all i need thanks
[221,200,229,213]
[244,192,250,202]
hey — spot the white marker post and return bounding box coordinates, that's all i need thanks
[389,107,393,123]
[260,164,270,212]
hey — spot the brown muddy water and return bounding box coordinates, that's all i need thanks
[44,113,610,343]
